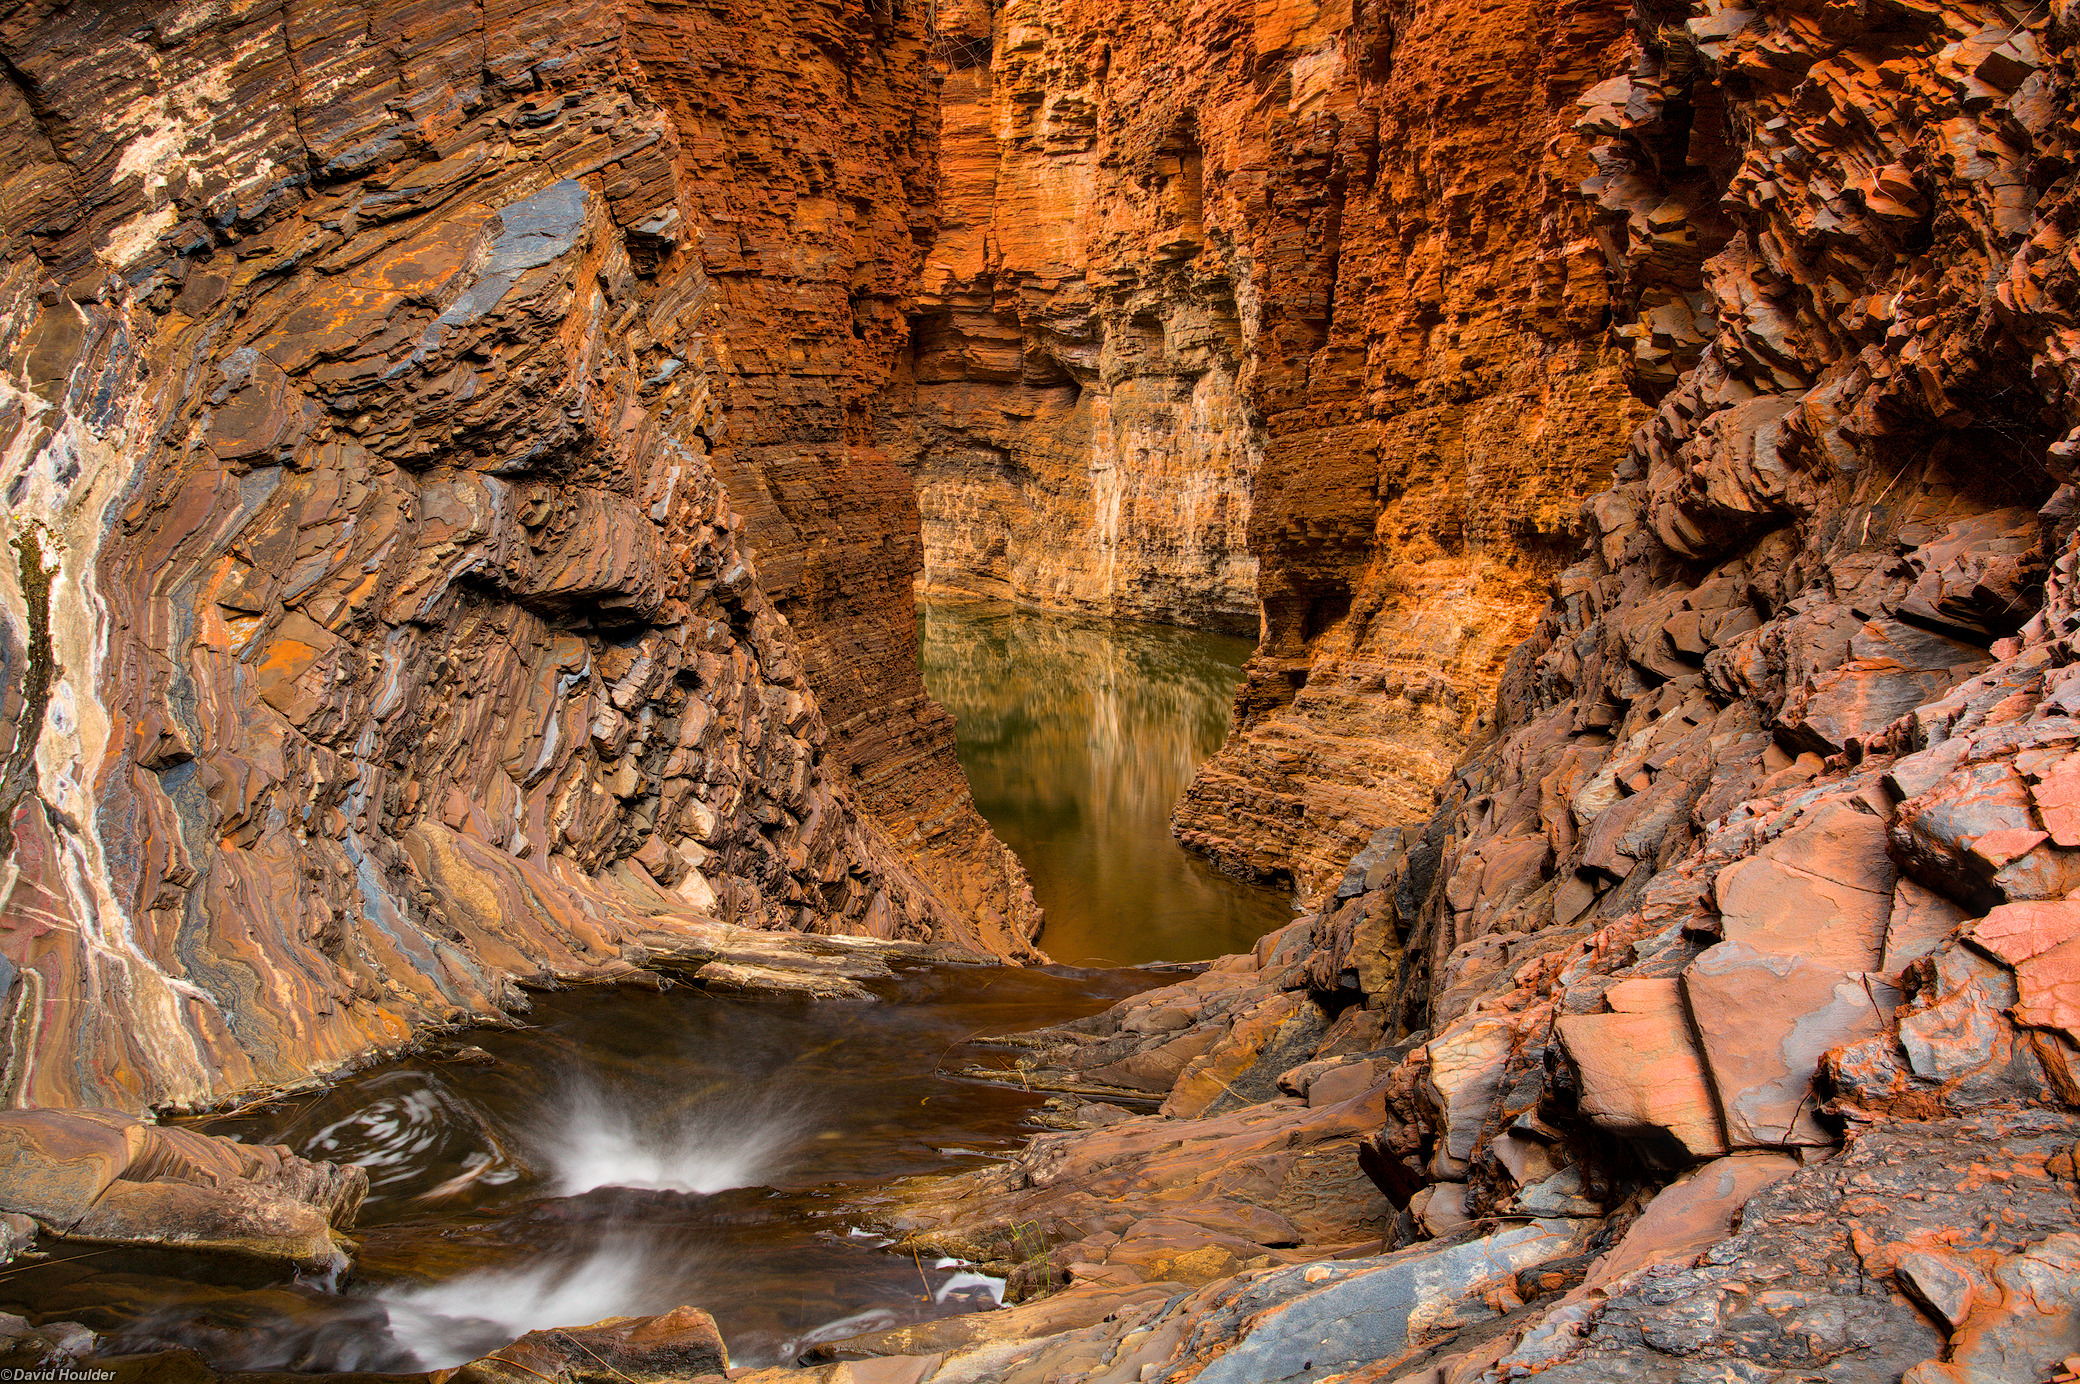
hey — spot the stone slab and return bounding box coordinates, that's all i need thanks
[1684,941,1897,1147]
[0,1109,144,1229]
[1188,1221,1589,1384]
[1586,1151,1800,1287]
[1713,802,1892,971]
[1556,979,1726,1159]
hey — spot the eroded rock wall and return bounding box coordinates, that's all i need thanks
[1160,0,1652,900]
[907,0,1646,889]
[907,0,1267,633]
[840,0,2080,1379]
[0,0,1036,1114]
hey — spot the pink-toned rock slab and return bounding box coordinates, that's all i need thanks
[1885,879,1970,972]
[1684,942,1898,1147]
[1970,900,2080,966]
[2014,937,2080,1044]
[1712,802,1892,971]
[1587,1151,1801,1287]
[1556,980,1727,1159]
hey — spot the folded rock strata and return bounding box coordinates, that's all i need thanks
[10,0,2080,1376]
[0,0,1040,1113]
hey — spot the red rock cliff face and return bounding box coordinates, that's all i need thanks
[1164,0,1654,901]
[849,0,2080,1378]
[911,0,1648,892]
[0,0,1035,1113]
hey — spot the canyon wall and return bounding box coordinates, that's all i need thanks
[0,0,1037,1115]
[1168,0,1655,899]
[854,0,2080,1379]
[906,0,1266,633]
[911,0,1649,893]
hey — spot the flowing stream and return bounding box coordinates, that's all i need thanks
[3,607,1291,1374]
[2,967,1159,1371]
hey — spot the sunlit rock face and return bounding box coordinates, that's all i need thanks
[911,0,1648,895]
[907,0,1258,635]
[0,0,1038,1113]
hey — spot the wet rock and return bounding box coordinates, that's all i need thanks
[0,1109,142,1226]
[0,1213,34,1265]
[451,1305,728,1383]
[875,1092,1388,1284]
[819,1282,1183,1360]
[692,961,879,1003]
[69,1179,342,1271]
[0,1110,362,1272]
[0,1315,96,1367]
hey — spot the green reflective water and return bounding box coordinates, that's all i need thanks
[920,602,1294,966]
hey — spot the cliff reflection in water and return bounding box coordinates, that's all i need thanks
[920,601,1293,965]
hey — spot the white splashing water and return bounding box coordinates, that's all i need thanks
[378,1243,676,1369]
[541,1080,805,1196]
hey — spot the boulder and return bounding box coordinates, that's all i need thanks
[0,1109,142,1228]
[67,1178,344,1271]
[0,1109,364,1272]
[451,1305,729,1383]
[1174,1221,1592,1384]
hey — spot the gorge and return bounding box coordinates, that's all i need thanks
[3,0,2080,1379]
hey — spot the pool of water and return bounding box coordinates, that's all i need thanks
[920,601,1295,966]
[0,964,1162,1373]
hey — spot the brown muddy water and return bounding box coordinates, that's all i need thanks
[0,964,1162,1373]
[919,601,1296,967]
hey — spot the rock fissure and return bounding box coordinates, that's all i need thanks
[0,527,55,862]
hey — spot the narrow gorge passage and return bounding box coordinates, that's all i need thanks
[10,0,2080,1376]
[919,602,1295,966]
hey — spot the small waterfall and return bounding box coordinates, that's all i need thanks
[538,1076,807,1197]
[377,1240,690,1369]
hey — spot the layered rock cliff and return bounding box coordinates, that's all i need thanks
[9,0,2080,1375]
[908,0,1649,894]
[824,0,2080,1378]
[0,0,1038,1115]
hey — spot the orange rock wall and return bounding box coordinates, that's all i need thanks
[0,0,1034,1113]
[912,0,1647,892]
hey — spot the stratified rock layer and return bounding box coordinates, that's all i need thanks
[0,1107,364,1274]
[0,0,1037,1114]
[915,0,1646,892]
[812,0,2080,1379]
